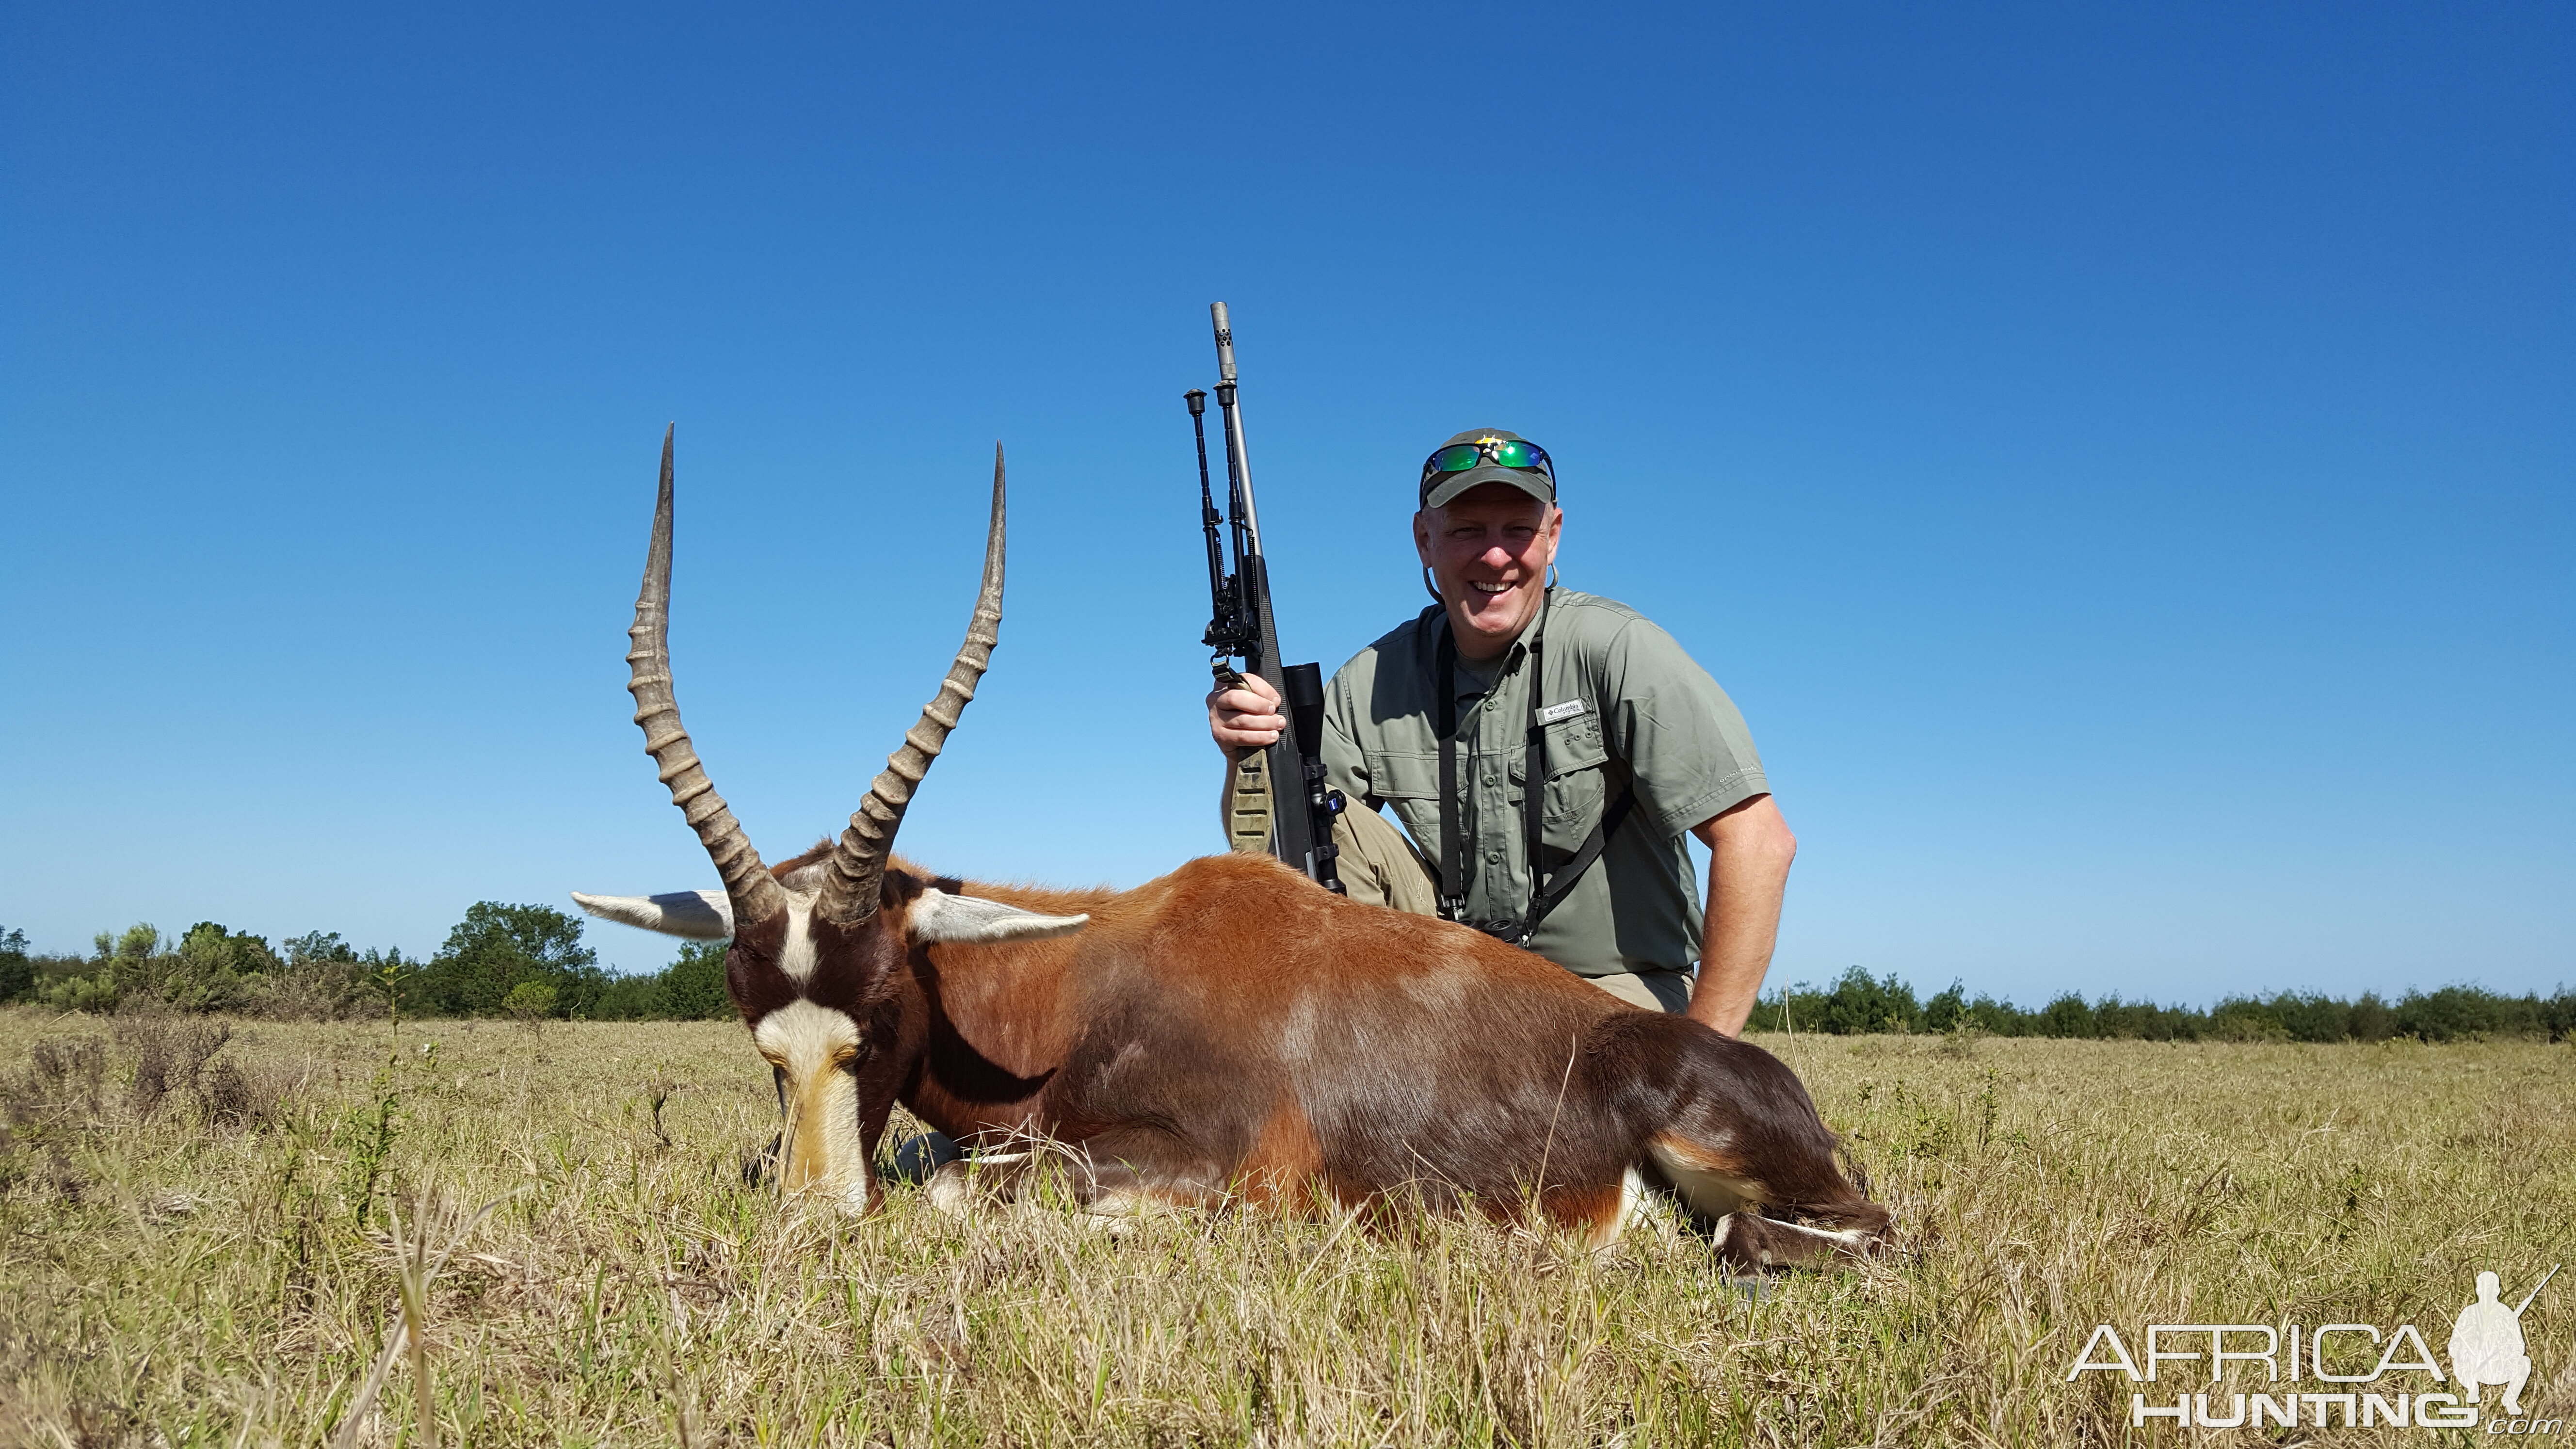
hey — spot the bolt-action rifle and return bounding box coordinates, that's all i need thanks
[2512,1264,2560,1317]
[1188,302,1344,892]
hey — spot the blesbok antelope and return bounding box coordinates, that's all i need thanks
[576,430,1887,1268]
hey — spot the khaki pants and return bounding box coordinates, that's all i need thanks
[1223,756,1694,1014]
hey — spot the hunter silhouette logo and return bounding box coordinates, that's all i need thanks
[2454,1265,2557,1417]
[2066,1263,2561,1432]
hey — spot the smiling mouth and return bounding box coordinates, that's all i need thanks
[1471,580,1516,595]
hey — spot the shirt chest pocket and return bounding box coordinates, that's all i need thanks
[1363,750,1445,846]
[1511,712,1612,850]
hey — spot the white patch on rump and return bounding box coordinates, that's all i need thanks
[753,999,869,1212]
[1647,1135,1758,1220]
[1583,1166,1649,1252]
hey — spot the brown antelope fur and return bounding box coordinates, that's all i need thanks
[586,431,1886,1271]
[721,838,1888,1268]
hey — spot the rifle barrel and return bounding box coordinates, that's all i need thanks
[2512,1263,2560,1317]
[1211,303,1266,552]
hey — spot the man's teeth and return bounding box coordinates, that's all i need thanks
[1472,582,1511,594]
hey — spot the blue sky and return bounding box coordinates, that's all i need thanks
[3,3,2568,1005]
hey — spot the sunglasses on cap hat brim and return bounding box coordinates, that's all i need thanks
[1419,436,1554,486]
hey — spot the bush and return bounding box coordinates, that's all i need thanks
[582,940,734,1022]
[116,1017,233,1118]
[413,902,605,1018]
[2396,986,2519,1042]
[502,979,560,1028]
[196,1054,294,1129]
[2544,988,2576,1041]
[0,927,29,1003]
[113,923,279,1013]
[39,970,120,1014]
[1,1023,292,1145]
[591,973,662,1021]
[3,1035,110,1126]
[237,932,383,1020]
[2039,994,2095,1039]
[1817,968,1921,1034]
[31,923,167,1014]
[655,941,733,1020]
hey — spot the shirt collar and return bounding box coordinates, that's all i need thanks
[1438,588,1553,699]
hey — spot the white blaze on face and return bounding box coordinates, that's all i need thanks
[778,899,819,984]
[753,998,870,1212]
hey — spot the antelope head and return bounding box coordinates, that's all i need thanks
[574,429,1087,1213]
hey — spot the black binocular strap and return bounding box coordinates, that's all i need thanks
[1433,621,1634,947]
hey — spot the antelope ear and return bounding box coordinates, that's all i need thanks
[907,888,1089,944]
[570,890,735,940]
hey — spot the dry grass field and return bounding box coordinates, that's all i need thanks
[0,1006,2567,1448]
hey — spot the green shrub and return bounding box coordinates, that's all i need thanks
[0,928,29,1003]
[237,932,375,1020]
[590,973,662,1020]
[583,941,733,1021]
[39,971,120,1014]
[655,940,733,1020]
[413,902,605,1018]
[502,979,560,1026]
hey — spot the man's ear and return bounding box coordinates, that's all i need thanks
[570,890,734,940]
[906,888,1090,945]
[1413,507,1438,564]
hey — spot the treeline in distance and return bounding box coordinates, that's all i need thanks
[3,916,2568,1042]
[0,905,729,1022]
[1755,966,2576,1043]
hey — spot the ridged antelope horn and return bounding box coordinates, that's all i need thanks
[817,444,1006,924]
[628,425,788,927]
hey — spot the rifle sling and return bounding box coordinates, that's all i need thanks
[1433,612,1633,948]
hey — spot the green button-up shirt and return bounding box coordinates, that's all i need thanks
[1321,589,1770,979]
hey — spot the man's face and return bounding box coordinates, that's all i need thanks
[1414,483,1562,659]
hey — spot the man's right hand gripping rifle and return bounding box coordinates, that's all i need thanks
[1208,672,1288,758]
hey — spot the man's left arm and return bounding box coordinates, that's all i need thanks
[1593,615,1787,1037]
[1688,795,1795,1036]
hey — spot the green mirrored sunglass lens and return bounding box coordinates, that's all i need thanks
[1493,442,1530,467]
[1433,445,1482,473]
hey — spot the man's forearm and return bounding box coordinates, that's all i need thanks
[1688,795,1796,1036]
